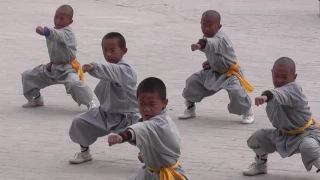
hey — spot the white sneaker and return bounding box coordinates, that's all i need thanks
[69,152,93,164]
[243,161,267,176]
[242,114,254,124]
[87,100,96,110]
[178,107,196,120]
[22,96,44,108]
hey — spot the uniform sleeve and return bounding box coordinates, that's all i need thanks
[200,37,219,53]
[44,27,73,44]
[199,37,229,69]
[88,62,122,83]
[128,121,157,150]
[266,83,308,108]
[265,89,291,106]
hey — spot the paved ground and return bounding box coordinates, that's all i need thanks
[1,0,320,179]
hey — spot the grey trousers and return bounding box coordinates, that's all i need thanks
[22,64,93,106]
[182,70,252,115]
[69,107,141,147]
[247,128,320,171]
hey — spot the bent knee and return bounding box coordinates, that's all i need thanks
[69,116,85,134]
[228,89,251,104]
[299,138,320,154]
[21,70,35,81]
[71,114,84,125]
[228,88,249,99]
[247,129,266,147]
[185,73,201,84]
[66,79,83,89]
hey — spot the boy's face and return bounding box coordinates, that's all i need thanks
[272,64,297,88]
[54,8,73,29]
[102,38,127,64]
[200,16,222,37]
[138,92,168,120]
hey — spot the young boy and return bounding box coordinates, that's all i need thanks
[108,77,189,180]
[178,10,254,124]
[243,57,320,176]
[68,32,141,164]
[21,5,96,109]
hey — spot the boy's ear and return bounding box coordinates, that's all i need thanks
[122,48,128,54]
[163,98,168,108]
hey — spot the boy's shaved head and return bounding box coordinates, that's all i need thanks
[54,4,74,29]
[202,10,221,23]
[273,57,296,73]
[137,77,167,101]
[57,4,74,19]
[272,57,297,88]
[201,10,222,37]
[137,77,168,120]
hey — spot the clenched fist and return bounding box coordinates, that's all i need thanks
[191,44,201,51]
[82,64,94,73]
[255,96,268,106]
[108,134,123,146]
[36,26,44,35]
[202,60,211,70]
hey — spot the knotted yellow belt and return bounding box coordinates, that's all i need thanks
[281,118,320,135]
[69,59,84,83]
[51,59,84,82]
[225,61,254,93]
[147,160,186,180]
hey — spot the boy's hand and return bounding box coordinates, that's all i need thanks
[191,43,201,51]
[36,26,44,35]
[138,152,144,163]
[82,64,94,73]
[46,62,52,72]
[255,96,268,106]
[108,134,123,146]
[202,60,211,70]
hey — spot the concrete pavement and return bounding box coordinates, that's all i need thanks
[1,0,320,179]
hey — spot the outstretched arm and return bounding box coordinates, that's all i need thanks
[82,62,123,83]
[108,129,136,146]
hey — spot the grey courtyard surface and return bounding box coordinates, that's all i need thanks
[1,0,320,179]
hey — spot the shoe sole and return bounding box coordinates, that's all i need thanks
[241,120,254,124]
[22,104,44,108]
[69,157,93,164]
[178,115,196,120]
[243,171,267,176]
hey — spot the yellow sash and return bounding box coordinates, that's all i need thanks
[147,160,186,180]
[281,118,320,135]
[69,59,84,83]
[226,61,254,93]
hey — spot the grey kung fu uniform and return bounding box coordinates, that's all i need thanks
[69,60,141,147]
[247,82,320,171]
[182,30,252,115]
[128,109,189,180]
[21,26,93,106]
